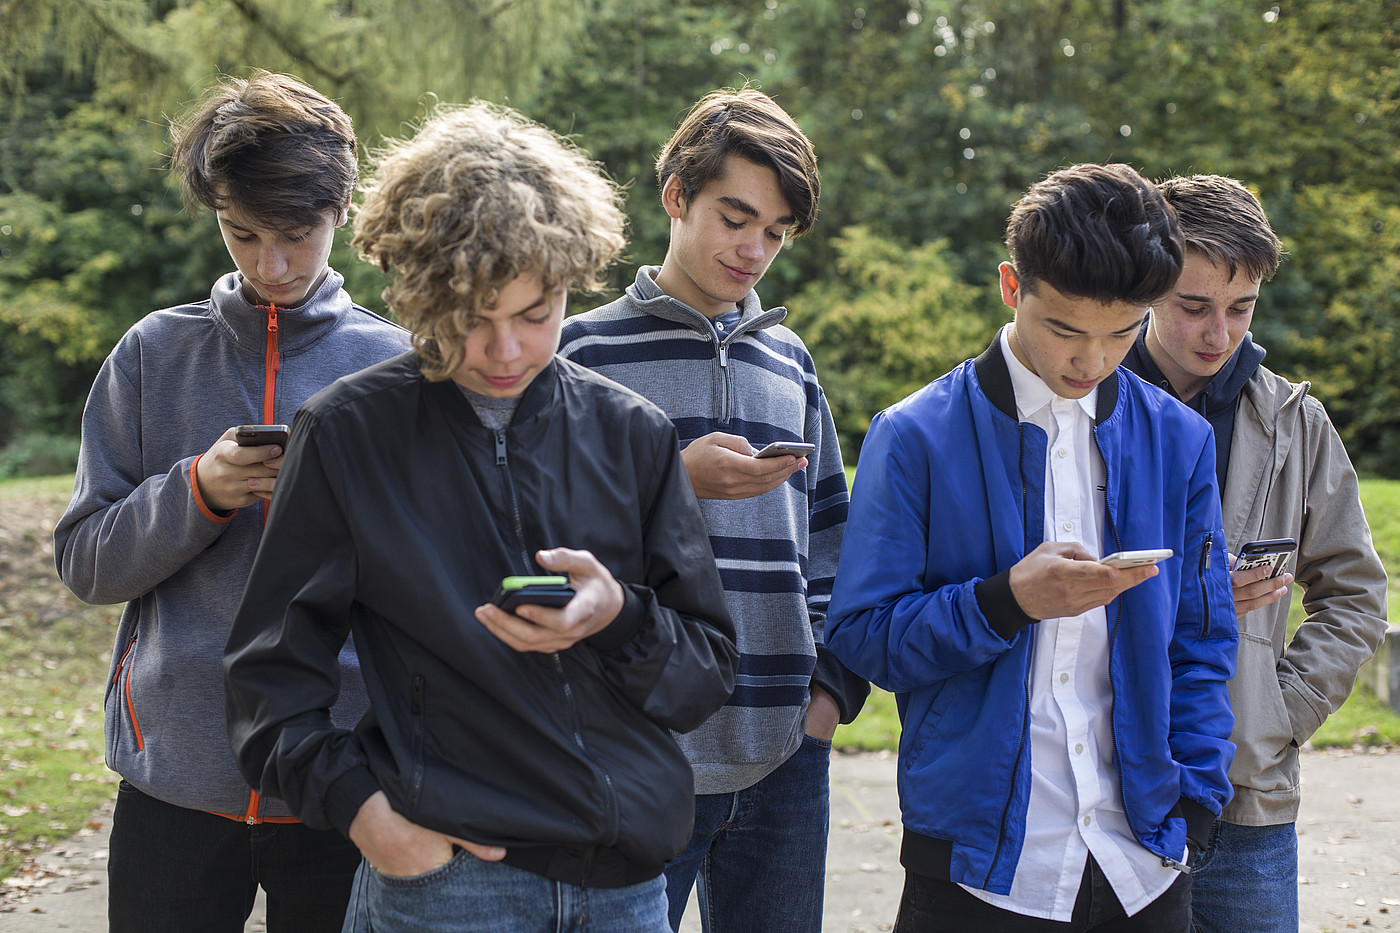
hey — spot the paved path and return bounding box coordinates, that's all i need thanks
[3,748,1398,931]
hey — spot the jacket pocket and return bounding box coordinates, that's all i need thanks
[1226,631,1297,796]
[1195,531,1215,638]
[110,636,145,751]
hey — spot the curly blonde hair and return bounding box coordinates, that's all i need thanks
[353,101,626,381]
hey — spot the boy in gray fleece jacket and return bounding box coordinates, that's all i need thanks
[559,88,867,933]
[53,71,407,932]
[1122,174,1388,933]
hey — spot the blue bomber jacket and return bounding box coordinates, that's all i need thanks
[826,338,1238,896]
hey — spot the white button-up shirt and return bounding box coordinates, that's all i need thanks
[963,327,1178,920]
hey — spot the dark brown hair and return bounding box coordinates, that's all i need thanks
[1158,174,1282,283]
[655,88,819,236]
[1006,163,1184,304]
[169,70,357,231]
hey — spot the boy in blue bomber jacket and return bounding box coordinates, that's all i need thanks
[53,72,408,932]
[827,163,1238,933]
[559,88,866,933]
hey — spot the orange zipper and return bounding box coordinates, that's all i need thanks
[113,637,145,750]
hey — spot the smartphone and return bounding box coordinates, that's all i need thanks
[490,575,576,613]
[1232,538,1297,579]
[235,424,289,448]
[754,441,816,459]
[1100,548,1174,569]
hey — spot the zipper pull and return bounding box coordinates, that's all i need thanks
[718,343,728,369]
[495,430,507,467]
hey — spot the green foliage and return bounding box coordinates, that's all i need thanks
[0,433,80,480]
[792,227,996,455]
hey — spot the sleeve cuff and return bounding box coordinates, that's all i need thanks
[324,765,382,838]
[584,584,647,653]
[973,570,1037,641]
[812,647,871,724]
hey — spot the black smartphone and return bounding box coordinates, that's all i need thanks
[235,424,289,448]
[490,575,576,613]
[1232,538,1297,579]
[754,441,816,459]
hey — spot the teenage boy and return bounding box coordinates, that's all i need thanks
[826,163,1239,932]
[223,101,738,933]
[558,88,866,932]
[52,72,409,931]
[1122,173,1387,933]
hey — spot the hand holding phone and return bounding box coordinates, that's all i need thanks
[235,424,289,448]
[490,575,577,613]
[1100,548,1173,569]
[753,441,816,459]
[1231,538,1297,579]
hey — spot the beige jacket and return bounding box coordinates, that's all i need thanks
[1221,365,1388,824]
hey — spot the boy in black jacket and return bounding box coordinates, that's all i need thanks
[224,101,738,933]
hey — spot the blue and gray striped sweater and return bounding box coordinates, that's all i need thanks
[559,267,865,793]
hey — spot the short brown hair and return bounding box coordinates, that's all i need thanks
[169,70,356,230]
[1006,163,1183,305]
[655,88,819,236]
[1158,174,1282,283]
[352,101,626,382]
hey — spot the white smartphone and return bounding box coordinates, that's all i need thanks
[753,441,816,459]
[1100,548,1174,568]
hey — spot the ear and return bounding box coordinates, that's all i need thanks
[661,174,687,221]
[998,262,1020,311]
[335,197,351,227]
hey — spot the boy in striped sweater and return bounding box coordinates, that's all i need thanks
[558,88,867,933]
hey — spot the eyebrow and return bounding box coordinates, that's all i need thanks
[1045,314,1146,336]
[716,195,795,227]
[1176,290,1259,305]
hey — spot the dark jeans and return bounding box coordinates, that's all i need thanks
[663,734,832,933]
[893,856,1192,933]
[108,780,362,933]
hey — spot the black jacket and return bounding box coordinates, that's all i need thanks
[224,352,738,887]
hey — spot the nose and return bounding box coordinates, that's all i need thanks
[258,243,289,282]
[736,231,766,263]
[1074,340,1108,377]
[488,324,522,361]
[1203,311,1229,348]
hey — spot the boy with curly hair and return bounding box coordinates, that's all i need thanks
[223,101,738,932]
[54,71,408,931]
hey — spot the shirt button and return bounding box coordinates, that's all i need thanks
[1075,743,1084,754]
[1056,448,1068,459]
[1083,815,1092,827]
[1059,673,1070,685]
[1062,521,1074,532]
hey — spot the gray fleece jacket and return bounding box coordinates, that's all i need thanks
[54,269,408,821]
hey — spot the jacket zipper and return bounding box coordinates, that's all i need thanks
[716,339,732,425]
[409,675,426,807]
[1197,531,1213,638]
[261,303,281,522]
[113,636,144,750]
[495,426,618,871]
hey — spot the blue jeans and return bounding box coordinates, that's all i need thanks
[107,780,361,933]
[1189,820,1298,933]
[663,734,831,933]
[341,850,669,932]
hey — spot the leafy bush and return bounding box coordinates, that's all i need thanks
[0,433,80,480]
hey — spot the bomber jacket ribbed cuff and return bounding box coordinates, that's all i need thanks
[325,765,383,838]
[812,646,872,724]
[584,585,647,653]
[1178,797,1216,852]
[973,570,1038,641]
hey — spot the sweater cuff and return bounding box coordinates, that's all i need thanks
[973,570,1037,641]
[812,646,871,724]
[324,765,382,838]
[189,455,236,524]
[584,584,647,653]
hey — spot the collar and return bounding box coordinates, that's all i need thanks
[975,332,1119,425]
[209,269,351,355]
[625,266,788,337]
